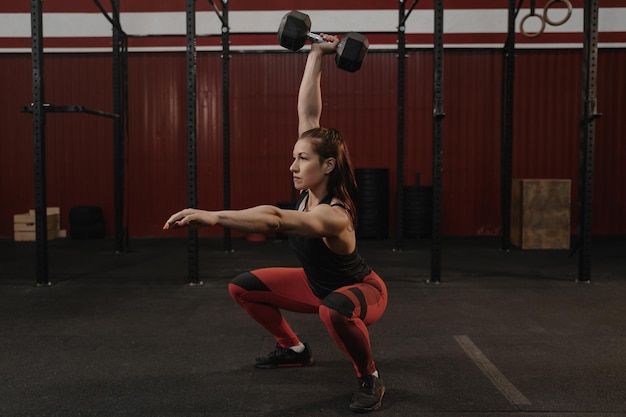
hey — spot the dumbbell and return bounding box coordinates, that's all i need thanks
[278,10,369,73]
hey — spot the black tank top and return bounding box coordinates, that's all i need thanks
[288,191,372,298]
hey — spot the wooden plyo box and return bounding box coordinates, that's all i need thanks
[13,207,62,241]
[510,179,571,249]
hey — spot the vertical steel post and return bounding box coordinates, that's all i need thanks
[577,0,600,283]
[429,0,444,284]
[500,0,516,251]
[112,0,126,253]
[394,0,406,252]
[186,0,200,285]
[221,0,232,253]
[30,0,50,286]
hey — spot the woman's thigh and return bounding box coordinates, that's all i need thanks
[244,267,322,313]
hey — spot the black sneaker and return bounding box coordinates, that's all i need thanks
[254,343,314,368]
[349,374,385,413]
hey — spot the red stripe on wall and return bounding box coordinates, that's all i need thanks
[0,38,32,49]
[4,1,394,13]
[600,31,626,43]
[3,0,625,13]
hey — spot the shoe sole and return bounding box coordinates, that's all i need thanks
[349,387,385,413]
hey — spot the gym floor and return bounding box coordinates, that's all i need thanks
[1,235,625,417]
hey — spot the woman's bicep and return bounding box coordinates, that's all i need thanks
[278,206,347,237]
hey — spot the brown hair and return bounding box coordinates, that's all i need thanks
[299,127,358,228]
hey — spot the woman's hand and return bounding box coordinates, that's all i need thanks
[163,208,216,230]
[311,33,339,55]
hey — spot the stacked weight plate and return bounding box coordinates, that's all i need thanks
[355,168,389,239]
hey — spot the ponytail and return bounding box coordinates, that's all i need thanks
[299,127,358,228]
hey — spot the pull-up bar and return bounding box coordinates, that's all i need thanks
[21,104,119,119]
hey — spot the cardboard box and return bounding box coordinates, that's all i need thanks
[14,230,58,241]
[13,213,59,232]
[510,179,571,249]
[28,207,60,215]
[13,207,63,241]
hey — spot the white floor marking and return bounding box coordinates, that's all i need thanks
[454,334,531,406]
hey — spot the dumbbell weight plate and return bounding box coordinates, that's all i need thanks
[336,32,369,72]
[278,10,311,51]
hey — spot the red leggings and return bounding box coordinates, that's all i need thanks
[228,267,387,378]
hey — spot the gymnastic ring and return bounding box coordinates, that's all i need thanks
[543,0,573,27]
[520,13,545,38]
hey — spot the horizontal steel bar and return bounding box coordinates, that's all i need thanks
[21,104,119,119]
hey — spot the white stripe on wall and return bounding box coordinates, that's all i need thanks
[1,8,625,38]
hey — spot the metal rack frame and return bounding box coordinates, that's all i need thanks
[26,0,127,287]
[499,0,600,282]
[395,0,444,285]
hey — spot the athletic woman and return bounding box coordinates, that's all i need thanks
[164,35,388,413]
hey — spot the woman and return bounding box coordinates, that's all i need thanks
[164,35,388,413]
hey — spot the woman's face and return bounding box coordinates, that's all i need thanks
[290,138,330,191]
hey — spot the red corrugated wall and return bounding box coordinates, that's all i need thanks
[2,54,116,236]
[594,49,626,233]
[1,49,625,238]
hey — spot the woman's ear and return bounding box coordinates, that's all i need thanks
[324,157,336,174]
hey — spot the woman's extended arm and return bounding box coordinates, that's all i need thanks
[297,35,339,136]
[164,206,281,233]
[163,204,349,238]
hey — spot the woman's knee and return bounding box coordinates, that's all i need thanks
[318,303,345,330]
[320,286,386,326]
[319,293,356,331]
[228,271,269,301]
[321,292,358,318]
[230,271,269,290]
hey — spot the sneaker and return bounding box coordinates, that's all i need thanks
[254,343,314,369]
[349,374,385,413]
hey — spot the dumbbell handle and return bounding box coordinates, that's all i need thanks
[306,32,327,44]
